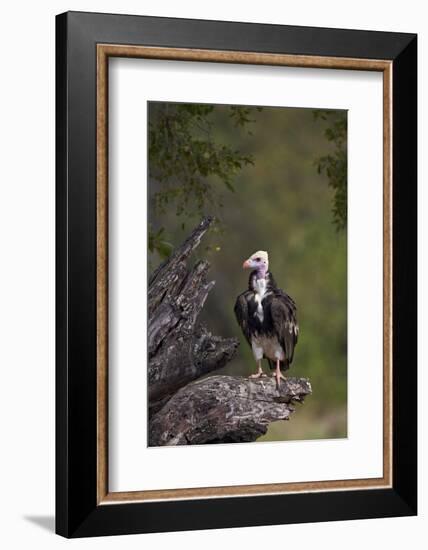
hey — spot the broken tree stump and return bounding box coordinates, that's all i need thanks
[148,217,239,414]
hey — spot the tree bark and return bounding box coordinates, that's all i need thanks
[149,375,312,446]
[148,217,311,442]
[148,217,239,414]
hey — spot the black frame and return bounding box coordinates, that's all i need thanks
[56,11,417,538]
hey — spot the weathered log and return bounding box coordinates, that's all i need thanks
[148,217,239,414]
[149,375,312,446]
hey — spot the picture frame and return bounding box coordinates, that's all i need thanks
[56,11,417,538]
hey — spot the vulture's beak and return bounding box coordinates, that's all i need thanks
[242,259,251,269]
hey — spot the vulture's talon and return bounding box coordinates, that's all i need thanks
[249,371,267,379]
[273,371,287,389]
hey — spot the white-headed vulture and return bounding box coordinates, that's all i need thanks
[234,251,299,386]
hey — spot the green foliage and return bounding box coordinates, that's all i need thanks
[229,105,263,129]
[149,103,258,257]
[313,110,347,231]
[148,225,173,259]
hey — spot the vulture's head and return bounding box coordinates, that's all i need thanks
[242,250,269,271]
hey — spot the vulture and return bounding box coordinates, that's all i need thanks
[234,250,299,386]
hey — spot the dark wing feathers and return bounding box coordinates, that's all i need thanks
[269,291,299,369]
[234,291,252,347]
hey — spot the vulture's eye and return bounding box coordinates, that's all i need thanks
[255,257,261,262]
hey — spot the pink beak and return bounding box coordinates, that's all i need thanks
[242,259,251,269]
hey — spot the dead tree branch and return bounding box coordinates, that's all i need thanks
[149,375,312,446]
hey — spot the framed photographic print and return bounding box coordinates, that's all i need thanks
[56,11,417,538]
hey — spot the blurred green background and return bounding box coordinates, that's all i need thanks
[148,102,347,441]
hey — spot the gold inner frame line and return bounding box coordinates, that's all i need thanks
[96,44,393,505]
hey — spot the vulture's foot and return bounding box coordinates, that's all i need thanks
[272,369,287,388]
[249,364,267,379]
[249,371,267,379]
[273,359,287,388]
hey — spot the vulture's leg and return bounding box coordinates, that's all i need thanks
[273,358,286,387]
[249,360,266,379]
